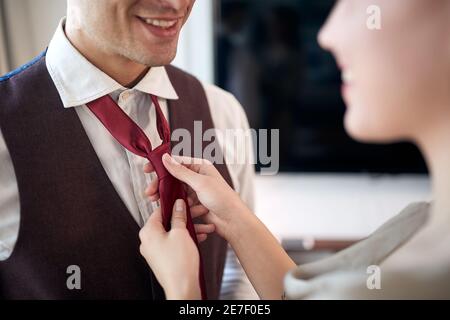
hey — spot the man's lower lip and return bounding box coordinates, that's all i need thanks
[137,18,179,38]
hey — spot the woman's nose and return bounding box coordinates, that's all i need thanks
[317,1,343,52]
[317,26,329,50]
[317,18,335,51]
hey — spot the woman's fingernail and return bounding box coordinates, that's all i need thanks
[175,199,184,212]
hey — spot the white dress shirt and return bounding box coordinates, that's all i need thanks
[0,19,256,299]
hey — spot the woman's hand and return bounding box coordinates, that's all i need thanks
[144,155,296,300]
[139,199,204,300]
[144,154,252,240]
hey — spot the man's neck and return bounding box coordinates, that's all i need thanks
[64,21,149,88]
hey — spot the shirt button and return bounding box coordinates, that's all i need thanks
[119,91,131,102]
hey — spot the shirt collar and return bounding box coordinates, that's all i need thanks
[46,18,179,109]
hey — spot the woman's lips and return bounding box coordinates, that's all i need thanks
[341,69,354,84]
[341,83,350,101]
[341,70,354,102]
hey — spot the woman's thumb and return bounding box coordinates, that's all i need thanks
[171,199,187,230]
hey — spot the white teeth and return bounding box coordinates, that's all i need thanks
[342,70,354,84]
[143,18,177,28]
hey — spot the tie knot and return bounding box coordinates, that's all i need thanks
[147,142,171,180]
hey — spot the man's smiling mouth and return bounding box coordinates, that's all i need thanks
[139,17,178,29]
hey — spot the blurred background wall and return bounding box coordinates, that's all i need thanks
[0,0,431,258]
[0,0,11,74]
[1,0,66,70]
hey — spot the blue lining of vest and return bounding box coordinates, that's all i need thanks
[0,49,48,83]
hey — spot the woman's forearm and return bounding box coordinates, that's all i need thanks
[227,206,296,300]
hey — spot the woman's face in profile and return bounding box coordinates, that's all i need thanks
[318,0,450,144]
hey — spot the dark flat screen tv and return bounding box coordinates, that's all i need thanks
[214,0,427,173]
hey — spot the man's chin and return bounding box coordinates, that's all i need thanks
[130,49,177,67]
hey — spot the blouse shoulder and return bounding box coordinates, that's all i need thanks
[284,202,432,299]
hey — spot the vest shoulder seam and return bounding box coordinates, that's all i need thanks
[0,49,47,83]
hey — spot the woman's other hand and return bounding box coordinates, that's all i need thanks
[139,199,203,300]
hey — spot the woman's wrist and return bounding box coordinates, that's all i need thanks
[225,202,257,245]
[165,279,201,300]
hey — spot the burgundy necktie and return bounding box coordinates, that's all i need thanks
[86,94,207,300]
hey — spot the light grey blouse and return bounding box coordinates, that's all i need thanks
[284,202,450,299]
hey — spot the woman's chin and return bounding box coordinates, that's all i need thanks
[344,114,400,144]
[344,113,388,144]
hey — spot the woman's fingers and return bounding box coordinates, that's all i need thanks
[144,169,159,201]
[139,207,164,243]
[170,155,205,173]
[194,223,215,235]
[144,200,211,236]
[171,155,221,178]
[190,205,209,219]
[187,188,200,205]
[149,207,163,223]
[197,234,208,243]
[144,162,155,173]
[145,183,160,201]
[162,154,205,191]
[145,176,158,191]
[149,193,160,202]
[147,155,222,203]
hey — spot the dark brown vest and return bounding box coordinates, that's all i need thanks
[0,54,232,300]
